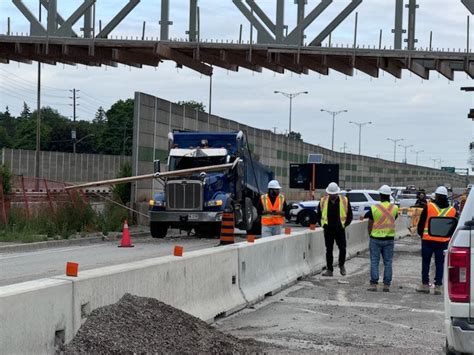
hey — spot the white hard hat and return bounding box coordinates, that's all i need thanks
[435,186,448,196]
[268,180,282,189]
[326,182,341,195]
[378,185,392,196]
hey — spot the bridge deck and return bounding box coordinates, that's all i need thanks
[1,36,473,80]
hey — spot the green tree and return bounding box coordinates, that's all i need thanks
[112,161,132,204]
[288,131,302,140]
[0,165,12,194]
[20,102,31,119]
[101,99,134,155]
[177,100,206,112]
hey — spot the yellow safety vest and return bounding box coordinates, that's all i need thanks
[320,196,348,228]
[371,202,398,238]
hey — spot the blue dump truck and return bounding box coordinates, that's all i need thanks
[148,131,274,238]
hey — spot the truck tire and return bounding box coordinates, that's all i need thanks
[150,222,168,239]
[243,197,255,232]
[298,210,317,227]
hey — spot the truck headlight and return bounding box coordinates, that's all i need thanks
[150,200,165,207]
[149,199,155,206]
[205,199,223,207]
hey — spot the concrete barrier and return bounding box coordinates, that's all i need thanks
[0,217,412,354]
[0,279,73,355]
[54,246,246,340]
[237,231,310,304]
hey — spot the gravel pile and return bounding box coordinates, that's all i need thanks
[63,294,268,354]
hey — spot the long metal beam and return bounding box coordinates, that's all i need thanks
[232,0,275,43]
[462,0,474,14]
[96,0,141,38]
[55,0,96,37]
[246,0,276,33]
[310,0,362,46]
[405,0,419,50]
[12,0,47,36]
[160,0,170,41]
[393,0,404,50]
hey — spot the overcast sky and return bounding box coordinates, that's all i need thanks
[1,0,474,169]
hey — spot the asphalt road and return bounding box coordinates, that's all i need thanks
[216,236,446,354]
[0,232,237,287]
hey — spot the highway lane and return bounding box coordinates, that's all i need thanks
[0,224,307,286]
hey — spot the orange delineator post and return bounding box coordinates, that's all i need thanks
[220,212,235,245]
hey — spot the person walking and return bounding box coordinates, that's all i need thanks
[316,182,353,276]
[259,180,287,237]
[363,185,399,292]
[416,186,457,295]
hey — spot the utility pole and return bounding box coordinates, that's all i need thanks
[35,0,42,191]
[349,121,372,155]
[411,149,424,165]
[341,142,349,153]
[387,138,404,162]
[69,89,80,153]
[321,109,348,151]
[399,144,413,164]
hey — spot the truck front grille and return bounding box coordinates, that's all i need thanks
[166,180,203,211]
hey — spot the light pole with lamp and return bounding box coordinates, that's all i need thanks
[321,109,348,151]
[73,134,94,154]
[411,149,424,165]
[387,138,404,162]
[399,144,413,164]
[274,91,308,135]
[349,121,372,155]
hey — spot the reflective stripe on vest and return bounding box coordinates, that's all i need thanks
[371,202,398,238]
[320,195,348,228]
[422,202,457,242]
[261,194,285,226]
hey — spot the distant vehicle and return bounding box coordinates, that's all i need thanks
[342,190,395,219]
[290,190,395,227]
[396,191,418,208]
[149,131,273,238]
[436,190,473,353]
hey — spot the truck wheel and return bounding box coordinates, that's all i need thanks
[150,222,168,239]
[298,210,317,227]
[243,197,254,232]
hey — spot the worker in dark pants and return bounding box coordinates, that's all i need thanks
[416,186,457,295]
[316,182,353,276]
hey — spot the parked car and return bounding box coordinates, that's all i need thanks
[289,200,320,227]
[440,190,474,354]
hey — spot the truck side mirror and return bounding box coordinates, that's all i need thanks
[428,217,458,237]
[154,160,161,174]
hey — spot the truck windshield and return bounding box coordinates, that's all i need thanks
[169,156,228,171]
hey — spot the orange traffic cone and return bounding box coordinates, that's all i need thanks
[220,212,235,245]
[118,220,134,248]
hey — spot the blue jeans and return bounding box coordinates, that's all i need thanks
[421,240,448,286]
[262,225,282,237]
[370,238,395,286]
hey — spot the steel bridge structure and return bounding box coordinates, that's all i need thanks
[1,0,474,80]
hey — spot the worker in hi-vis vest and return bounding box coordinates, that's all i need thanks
[258,180,287,237]
[363,185,398,292]
[416,186,457,295]
[316,182,353,277]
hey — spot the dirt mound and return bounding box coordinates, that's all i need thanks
[63,294,268,354]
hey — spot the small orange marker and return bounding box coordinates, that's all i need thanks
[285,227,292,235]
[174,246,183,257]
[309,224,316,231]
[247,235,255,243]
[66,262,79,277]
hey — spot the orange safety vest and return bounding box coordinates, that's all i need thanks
[261,194,285,226]
[422,202,457,242]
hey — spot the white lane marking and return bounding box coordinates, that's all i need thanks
[283,297,444,315]
[0,244,104,260]
[336,289,348,303]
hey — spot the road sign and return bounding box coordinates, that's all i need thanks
[441,167,456,173]
[307,154,323,164]
[290,164,339,190]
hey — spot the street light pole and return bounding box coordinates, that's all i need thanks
[387,138,404,162]
[399,144,413,164]
[321,109,348,151]
[349,121,372,155]
[411,149,424,165]
[274,91,309,135]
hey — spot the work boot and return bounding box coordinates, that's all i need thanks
[340,266,346,276]
[416,284,430,294]
[383,285,390,292]
[322,270,333,277]
[434,285,442,295]
[367,284,377,292]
